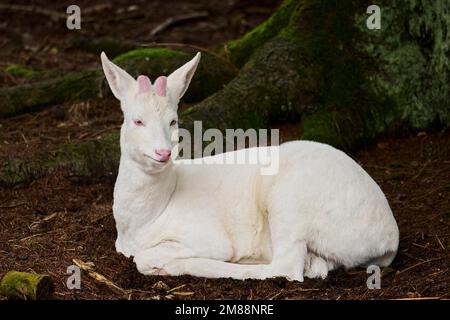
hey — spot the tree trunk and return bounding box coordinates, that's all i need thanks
[189,0,449,150]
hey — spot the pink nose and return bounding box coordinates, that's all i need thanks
[155,149,171,162]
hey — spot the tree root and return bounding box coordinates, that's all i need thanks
[0,49,237,117]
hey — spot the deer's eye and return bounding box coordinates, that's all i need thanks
[170,119,177,127]
[134,119,144,126]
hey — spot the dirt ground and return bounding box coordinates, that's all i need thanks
[0,0,449,300]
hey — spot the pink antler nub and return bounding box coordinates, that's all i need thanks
[137,75,152,94]
[154,76,167,97]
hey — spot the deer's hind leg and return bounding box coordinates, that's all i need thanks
[304,253,337,279]
[261,188,312,281]
[264,218,308,282]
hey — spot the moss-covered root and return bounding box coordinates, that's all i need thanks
[0,133,120,186]
[0,271,54,300]
[182,36,316,132]
[0,70,101,117]
[0,49,236,117]
[224,0,302,67]
[301,110,368,152]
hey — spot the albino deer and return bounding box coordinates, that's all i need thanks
[100,52,399,281]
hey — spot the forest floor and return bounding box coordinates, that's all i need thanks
[0,0,449,300]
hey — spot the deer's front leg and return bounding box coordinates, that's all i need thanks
[133,242,192,275]
[162,258,272,280]
[163,240,309,281]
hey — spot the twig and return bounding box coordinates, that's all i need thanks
[0,4,65,20]
[397,257,444,275]
[390,296,442,300]
[83,3,112,15]
[0,39,7,50]
[427,269,448,277]
[83,125,121,140]
[435,235,446,251]
[25,35,51,64]
[151,11,209,37]
[90,212,112,224]
[89,11,146,24]
[0,201,27,209]
[267,289,284,300]
[172,291,195,296]
[167,284,187,293]
[20,133,28,144]
[411,161,429,181]
[412,242,441,253]
[73,259,129,296]
[287,287,321,293]
[18,229,61,242]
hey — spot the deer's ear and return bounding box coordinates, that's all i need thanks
[167,52,201,104]
[100,52,136,100]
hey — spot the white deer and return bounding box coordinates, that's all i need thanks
[100,52,399,281]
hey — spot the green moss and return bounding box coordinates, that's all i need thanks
[4,64,37,77]
[288,0,400,150]
[183,106,195,115]
[225,0,302,67]
[221,0,448,150]
[0,158,45,185]
[356,0,450,128]
[113,48,186,64]
[301,111,343,148]
[0,271,53,300]
[298,0,450,149]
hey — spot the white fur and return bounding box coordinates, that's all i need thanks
[101,52,399,281]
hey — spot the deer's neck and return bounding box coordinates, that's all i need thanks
[113,157,177,231]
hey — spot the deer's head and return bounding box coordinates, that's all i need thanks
[101,51,200,172]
